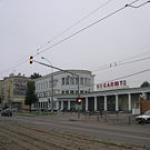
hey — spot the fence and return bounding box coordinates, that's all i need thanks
[57,111,136,125]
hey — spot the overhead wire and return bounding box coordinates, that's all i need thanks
[92,54,150,72]
[125,0,150,8]
[0,0,149,78]
[37,0,149,56]
[98,67,150,84]
[0,0,112,77]
[119,55,150,66]
[36,0,113,52]
[0,0,115,77]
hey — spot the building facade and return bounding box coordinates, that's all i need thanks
[34,70,95,110]
[34,69,150,113]
[53,87,150,113]
[82,87,150,112]
[2,73,28,109]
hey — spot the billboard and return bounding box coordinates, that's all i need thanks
[96,80,128,90]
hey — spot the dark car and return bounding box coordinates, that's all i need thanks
[1,108,12,117]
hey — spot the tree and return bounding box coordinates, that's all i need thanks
[140,81,150,88]
[30,73,42,79]
[25,80,38,111]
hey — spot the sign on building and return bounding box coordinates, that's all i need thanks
[96,80,128,90]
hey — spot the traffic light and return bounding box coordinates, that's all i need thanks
[29,56,33,64]
[76,97,84,104]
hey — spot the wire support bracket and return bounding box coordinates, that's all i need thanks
[125,1,150,8]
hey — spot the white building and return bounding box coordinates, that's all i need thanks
[34,70,150,113]
[34,70,95,111]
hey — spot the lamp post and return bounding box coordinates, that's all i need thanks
[41,57,54,112]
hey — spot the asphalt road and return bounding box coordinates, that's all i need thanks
[8,114,150,149]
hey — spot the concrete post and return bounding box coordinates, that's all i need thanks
[68,100,70,111]
[128,94,131,111]
[85,97,88,111]
[104,96,107,111]
[94,97,97,111]
[61,101,64,110]
[115,95,119,111]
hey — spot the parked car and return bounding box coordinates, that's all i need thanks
[1,108,12,117]
[135,110,150,124]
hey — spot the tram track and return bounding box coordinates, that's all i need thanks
[0,118,149,150]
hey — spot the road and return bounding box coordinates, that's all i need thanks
[0,113,150,150]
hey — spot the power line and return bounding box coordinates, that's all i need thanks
[36,0,113,54]
[93,55,150,72]
[0,0,149,77]
[118,50,150,63]
[0,59,28,75]
[0,0,114,77]
[125,0,150,8]
[96,67,150,84]
[37,0,149,56]
[119,55,150,66]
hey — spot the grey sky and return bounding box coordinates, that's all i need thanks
[0,0,150,88]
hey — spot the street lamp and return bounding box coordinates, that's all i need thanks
[41,57,54,112]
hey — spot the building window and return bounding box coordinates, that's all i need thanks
[76,90,78,94]
[70,77,74,85]
[75,77,78,85]
[70,90,74,94]
[66,76,69,85]
[80,90,84,94]
[62,91,65,94]
[87,79,91,86]
[62,78,65,85]
[49,80,52,88]
[66,90,69,94]
[46,81,48,89]
[80,78,83,85]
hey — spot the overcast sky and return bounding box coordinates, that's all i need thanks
[0,0,150,88]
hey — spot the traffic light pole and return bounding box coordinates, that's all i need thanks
[41,57,54,112]
[31,59,81,117]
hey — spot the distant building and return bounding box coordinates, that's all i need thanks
[2,73,29,110]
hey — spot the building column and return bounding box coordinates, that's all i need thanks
[85,97,88,111]
[39,102,41,110]
[128,94,131,111]
[115,95,119,111]
[104,96,107,111]
[40,102,43,110]
[94,97,97,111]
[68,100,70,110]
[141,92,147,100]
[61,101,64,110]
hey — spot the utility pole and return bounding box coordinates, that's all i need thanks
[41,57,54,112]
[51,72,54,112]
[33,59,80,96]
[29,56,81,115]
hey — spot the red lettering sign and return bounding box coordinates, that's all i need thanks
[96,80,127,89]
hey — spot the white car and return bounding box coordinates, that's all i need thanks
[135,110,150,124]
